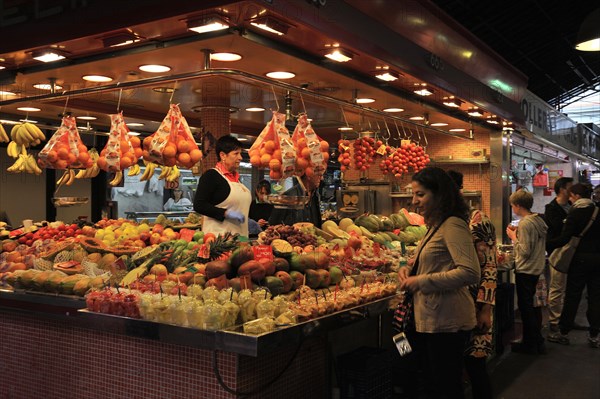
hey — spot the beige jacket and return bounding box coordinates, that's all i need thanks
[408,216,480,333]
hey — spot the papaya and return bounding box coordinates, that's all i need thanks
[289,271,304,290]
[205,274,229,290]
[289,253,317,273]
[205,260,232,279]
[45,271,67,292]
[381,217,395,231]
[271,239,293,258]
[273,257,290,272]
[275,271,293,293]
[60,275,84,295]
[355,215,379,232]
[264,276,284,296]
[238,260,266,283]
[31,270,53,291]
[73,277,91,296]
[229,246,254,271]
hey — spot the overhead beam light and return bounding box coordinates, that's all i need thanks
[31,48,67,63]
[265,71,295,79]
[413,83,433,96]
[245,107,265,112]
[374,69,400,82]
[486,115,501,124]
[187,14,229,34]
[575,8,600,51]
[83,75,113,82]
[76,116,97,121]
[33,83,63,91]
[0,90,17,96]
[139,64,171,73]
[17,107,41,112]
[101,31,142,48]
[250,16,290,36]
[383,107,404,113]
[467,107,484,117]
[355,98,375,104]
[442,96,462,108]
[324,47,353,62]
[430,122,448,127]
[338,126,353,131]
[210,52,242,61]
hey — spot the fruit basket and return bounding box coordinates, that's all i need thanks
[52,197,89,207]
[266,194,310,209]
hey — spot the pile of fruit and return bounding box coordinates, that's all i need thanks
[291,114,329,178]
[379,142,430,177]
[249,111,296,180]
[258,224,320,248]
[38,115,92,170]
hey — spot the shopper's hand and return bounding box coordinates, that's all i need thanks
[225,210,245,223]
[258,218,269,227]
[506,227,517,241]
[400,276,420,293]
[398,266,411,283]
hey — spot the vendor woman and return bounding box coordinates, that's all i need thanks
[193,135,252,236]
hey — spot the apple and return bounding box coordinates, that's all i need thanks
[152,224,164,234]
[149,233,162,245]
[149,264,168,281]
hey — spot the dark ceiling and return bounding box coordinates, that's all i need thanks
[430,0,600,108]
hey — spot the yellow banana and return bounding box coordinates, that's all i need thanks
[127,164,141,176]
[24,123,45,141]
[7,141,17,158]
[158,166,171,180]
[0,124,8,143]
[109,171,123,186]
[10,124,22,145]
[23,154,42,175]
[20,144,27,156]
[75,169,87,179]
[64,169,75,186]
[17,124,35,145]
[7,155,26,173]
[166,165,180,182]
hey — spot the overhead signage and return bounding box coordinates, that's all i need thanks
[520,91,580,154]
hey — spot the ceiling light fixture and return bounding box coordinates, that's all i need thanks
[76,116,97,121]
[442,96,462,107]
[324,47,353,62]
[575,8,600,51]
[374,70,400,82]
[250,16,290,36]
[409,116,425,121]
[152,87,176,93]
[355,98,375,104]
[139,64,171,73]
[210,52,242,61]
[101,31,142,48]
[383,107,404,113]
[449,128,466,132]
[338,126,353,131]
[0,119,20,125]
[245,107,265,112]
[19,119,37,124]
[187,14,230,34]
[33,83,63,91]
[430,122,448,127]
[31,48,67,63]
[467,107,484,117]
[413,83,433,96]
[265,71,296,79]
[127,132,141,136]
[83,75,113,82]
[0,90,17,96]
[0,58,13,70]
[17,107,41,112]
[486,115,501,124]
[127,122,144,127]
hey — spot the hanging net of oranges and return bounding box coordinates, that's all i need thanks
[249,111,296,180]
[37,115,92,170]
[142,104,203,169]
[291,113,329,180]
[96,112,142,173]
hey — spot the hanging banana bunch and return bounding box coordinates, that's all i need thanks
[127,163,141,176]
[10,122,46,147]
[7,154,43,175]
[55,169,76,192]
[109,171,123,186]
[0,124,10,143]
[139,161,158,182]
[74,148,101,179]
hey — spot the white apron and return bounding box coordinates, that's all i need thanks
[202,168,252,237]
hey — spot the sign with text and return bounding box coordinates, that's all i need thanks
[252,245,273,262]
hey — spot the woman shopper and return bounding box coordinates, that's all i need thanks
[546,183,600,348]
[506,189,548,354]
[398,167,480,399]
[193,135,252,236]
[249,179,274,229]
[448,170,497,399]
[163,188,193,212]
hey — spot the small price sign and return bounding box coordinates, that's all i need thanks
[179,228,195,242]
[252,245,273,262]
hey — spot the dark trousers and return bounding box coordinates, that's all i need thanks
[402,330,470,399]
[515,273,543,347]
[560,257,600,336]
[464,356,492,399]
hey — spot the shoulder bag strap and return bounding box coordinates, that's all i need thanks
[578,207,599,238]
[410,217,449,276]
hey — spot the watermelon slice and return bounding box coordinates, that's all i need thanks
[401,208,425,226]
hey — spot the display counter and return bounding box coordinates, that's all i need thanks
[0,288,396,398]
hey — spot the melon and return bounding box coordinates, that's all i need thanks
[338,218,354,231]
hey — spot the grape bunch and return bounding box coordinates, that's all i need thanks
[262,224,318,247]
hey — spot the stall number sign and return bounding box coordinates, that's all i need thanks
[165,180,179,189]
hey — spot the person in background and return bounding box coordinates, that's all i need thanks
[506,189,548,354]
[193,135,252,236]
[593,184,600,207]
[546,183,600,348]
[398,167,480,399]
[163,188,193,212]
[448,170,496,399]
[249,179,274,229]
[544,177,573,340]
[269,173,322,228]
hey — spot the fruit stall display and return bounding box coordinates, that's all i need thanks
[0,210,427,334]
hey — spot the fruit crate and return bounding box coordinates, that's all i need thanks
[338,346,393,399]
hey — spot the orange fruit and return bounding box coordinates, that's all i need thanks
[269,158,282,171]
[260,153,271,168]
[46,150,58,162]
[250,155,261,167]
[259,147,267,156]
[249,149,260,158]
[142,150,150,160]
[305,167,314,177]
[177,140,191,154]
[120,156,132,169]
[143,136,153,150]
[129,136,141,148]
[264,140,276,154]
[164,157,177,167]
[178,152,191,165]
[77,152,90,165]
[189,149,203,163]
[67,153,77,165]
[57,147,69,160]
[134,147,143,159]
[323,151,330,162]
[55,159,68,169]
[97,157,108,171]
[270,170,282,180]
[163,143,177,159]
[77,144,88,154]
[297,137,307,148]
[296,157,309,170]
[120,140,130,153]
[301,147,311,159]
[320,141,329,152]
[272,149,281,161]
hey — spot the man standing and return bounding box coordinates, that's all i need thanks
[544,177,573,340]
[506,189,548,354]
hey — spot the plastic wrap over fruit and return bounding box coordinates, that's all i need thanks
[249,111,296,180]
[38,116,92,169]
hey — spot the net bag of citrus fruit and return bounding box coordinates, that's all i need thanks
[96,112,142,172]
[291,113,329,178]
[249,111,296,180]
[38,115,92,169]
[142,104,202,168]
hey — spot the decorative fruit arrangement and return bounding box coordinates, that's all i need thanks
[249,112,296,180]
[291,114,329,179]
[38,115,92,170]
[379,142,430,177]
[143,104,203,169]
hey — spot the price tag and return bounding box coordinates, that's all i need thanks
[253,245,273,262]
[376,144,387,156]
[179,228,195,242]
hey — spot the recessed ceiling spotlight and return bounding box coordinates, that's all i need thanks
[324,47,353,62]
[382,108,404,113]
[250,16,290,36]
[83,75,113,82]
[139,64,171,73]
[449,128,466,132]
[152,87,176,93]
[31,48,67,63]
[33,83,63,91]
[127,122,144,127]
[374,70,400,82]
[467,107,484,117]
[0,90,17,96]
[187,14,229,34]
[211,52,242,61]
[413,83,433,96]
[265,71,295,79]
[77,116,97,121]
[245,107,265,112]
[430,122,448,127]
[442,96,462,108]
[338,126,353,131]
[409,116,425,120]
[17,107,41,112]
[101,31,141,48]
[355,98,375,104]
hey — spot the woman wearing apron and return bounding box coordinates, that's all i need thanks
[193,135,252,237]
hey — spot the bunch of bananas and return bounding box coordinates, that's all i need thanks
[140,161,158,181]
[109,171,123,186]
[10,122,46,146]
[7,154,43,175]
[158,165,180,182]
[56,169,76,190]
[6,141,28,158]
[127,163,141,177]
[75,148,101,179]
[0,124,9,143]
